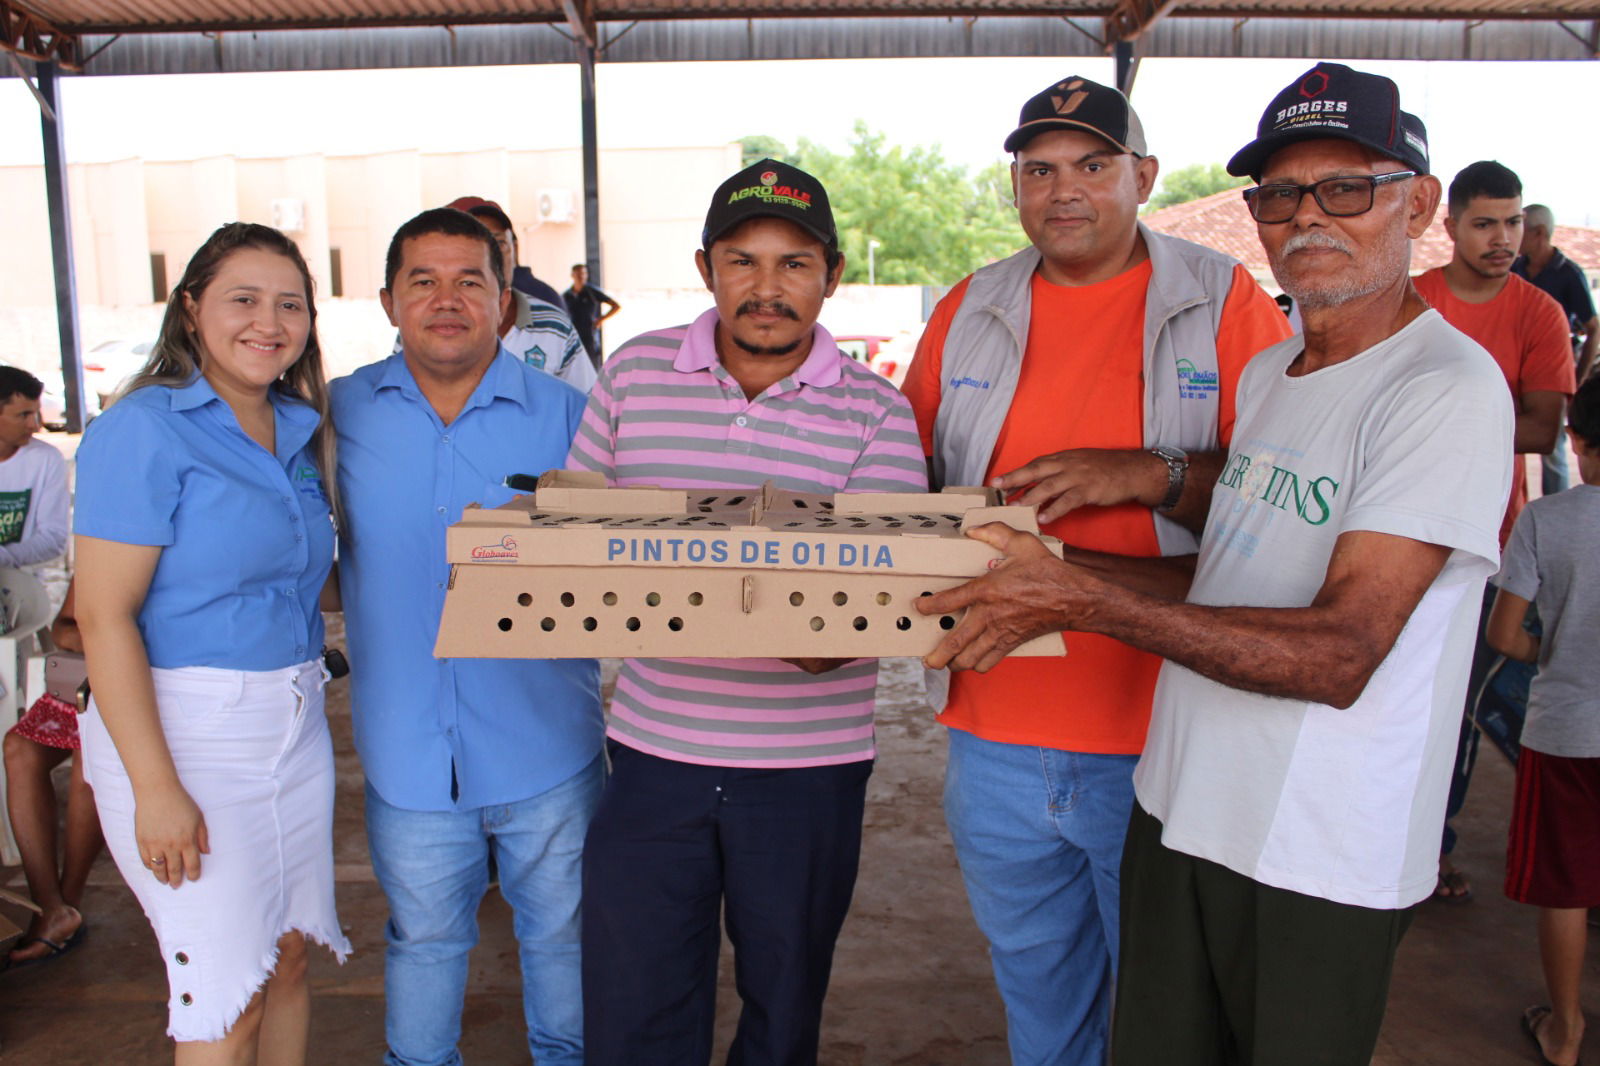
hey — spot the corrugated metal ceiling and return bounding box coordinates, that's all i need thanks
[21,0,1600,35]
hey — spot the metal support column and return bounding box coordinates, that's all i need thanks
[578,42,602,287]
[1114,40,1139,98]
[37,62,87,433]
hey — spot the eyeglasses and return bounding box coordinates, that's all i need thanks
[1242,171,1417,224]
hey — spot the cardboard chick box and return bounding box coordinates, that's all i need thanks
[435,471,1066,660]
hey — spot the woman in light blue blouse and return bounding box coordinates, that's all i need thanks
[74,223,349,1064]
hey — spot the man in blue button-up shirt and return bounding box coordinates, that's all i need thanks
[332,207,603,1066]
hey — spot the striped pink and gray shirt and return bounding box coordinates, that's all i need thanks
[566,308,928,767]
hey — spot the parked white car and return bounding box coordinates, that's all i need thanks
[83,340,155,413]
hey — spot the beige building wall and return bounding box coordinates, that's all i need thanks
[79,159,153,309]
[144,156,240,300]
[326,150,424,300]
[236,155,333,299]
[4,143,736,314]
[1,164,63,307]
[598,144,743,292]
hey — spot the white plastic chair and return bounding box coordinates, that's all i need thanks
[0,568,57,866]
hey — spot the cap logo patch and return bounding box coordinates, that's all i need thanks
[728,184,813,210]
[1050,78,1089,116]
[1274,99,1349,130]
[1299,71,1329,99]
[760,170,778,186]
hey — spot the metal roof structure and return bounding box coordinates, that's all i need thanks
[6,1,1600,73]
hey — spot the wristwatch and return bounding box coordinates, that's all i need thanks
[1149,445,1189,513]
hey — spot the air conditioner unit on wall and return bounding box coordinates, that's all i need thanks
[272,198,306,233]
[536,188,575,224]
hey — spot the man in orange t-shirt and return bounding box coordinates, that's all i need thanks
[1412,160,1574,904]
[901,76,1290,1066]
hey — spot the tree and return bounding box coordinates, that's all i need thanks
[1144,162,1249,213]
[739,135,794,169]
[766,122,1026,286]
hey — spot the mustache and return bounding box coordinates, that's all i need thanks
[1282,231,1353,257]
[735,299,801,321]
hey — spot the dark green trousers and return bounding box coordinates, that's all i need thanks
[1113,804,1414,1066]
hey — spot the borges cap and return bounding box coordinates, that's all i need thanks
[1227,62,1429,181]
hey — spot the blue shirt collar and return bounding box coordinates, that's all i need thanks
[168,374,320,464]
[673,308,844,389]
[376,346,532,414]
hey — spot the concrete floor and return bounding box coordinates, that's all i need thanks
[1,649,1592,1064]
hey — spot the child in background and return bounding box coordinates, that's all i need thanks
[4,580,101,965]
[1487,373,1600,1066]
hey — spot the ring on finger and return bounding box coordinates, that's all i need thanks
[151,856,166,866]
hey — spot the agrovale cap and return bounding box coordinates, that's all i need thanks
[1003,75,1148,156]
[1227,62,1429,181]
[702,159,837,249]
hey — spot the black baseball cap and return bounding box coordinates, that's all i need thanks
[1003,76,1148,156]
[702,159,837,249]
[1227,62,1430,181]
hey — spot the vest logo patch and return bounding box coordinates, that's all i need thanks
[1176,358,1219,400]
[948,375,991,391]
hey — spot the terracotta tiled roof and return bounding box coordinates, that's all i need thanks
[1144,187,1600,282]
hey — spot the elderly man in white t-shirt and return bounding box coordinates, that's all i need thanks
[916,62,1514,1066]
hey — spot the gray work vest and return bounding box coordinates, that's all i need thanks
[931,222,1240,556]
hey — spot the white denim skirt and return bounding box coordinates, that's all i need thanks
[80,659,351,1043]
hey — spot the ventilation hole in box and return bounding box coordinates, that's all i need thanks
[852,616,868,631]
[688,592,704,606]
[602,592,618,606]
[668,617,684,632]
[939,616,957,630]
[645,592,661,607]
[517,593,534,607]
[497,618,513,632]
[919,590,934,599]
[795,499,809,508]
[887,520,903,528]
[625,617,641,632]
[832,591,848,606]
[583,617,598,631]
[560,592,576,608]
[875,592,891,606]
[540,618,556,632]
[728,495,747,506]
[789,591,805,607]
[896,617,912,631]
[810,617,826,631]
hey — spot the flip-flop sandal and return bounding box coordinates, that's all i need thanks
[1433,869,1473,903]
[1521,1005,1584,1066]
[7,920,87,970]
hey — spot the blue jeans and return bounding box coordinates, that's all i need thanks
[364,756,603,1066]
[944,727,1139,1066]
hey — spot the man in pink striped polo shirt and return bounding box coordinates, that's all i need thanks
[567,159,927,1065]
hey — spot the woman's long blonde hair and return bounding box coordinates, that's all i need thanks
[119,222,342,529]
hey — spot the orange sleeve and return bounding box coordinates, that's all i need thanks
[1518,284,1579,397]
[1212,264,1294,446]
[901,276,973,458]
